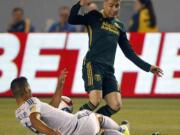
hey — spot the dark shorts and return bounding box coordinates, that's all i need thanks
[82,60,120,97]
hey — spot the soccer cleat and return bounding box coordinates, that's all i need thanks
[121,120,129,127]
[119,120,130,135]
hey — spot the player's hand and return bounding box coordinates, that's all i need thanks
[58,68,68,86]
[150,65,163,77]
[80,0,90,6]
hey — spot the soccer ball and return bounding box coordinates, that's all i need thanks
[58,96,73,113]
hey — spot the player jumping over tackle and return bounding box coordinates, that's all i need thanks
[11,69,130,135]
[68,0,163,117]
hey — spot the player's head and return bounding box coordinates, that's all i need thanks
[12,7,24,23]
[103,0,120,18]
[10,77,32,99]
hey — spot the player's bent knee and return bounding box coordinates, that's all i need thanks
[90,98,101,107]
[89,90,102,107]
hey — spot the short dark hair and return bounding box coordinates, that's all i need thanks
[10,77,28,98]
[12,7,24,14]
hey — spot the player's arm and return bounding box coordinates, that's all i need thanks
[68,0,90,25]
[118,27,163,76]
[49,69,67,108]
[29,112,61,135]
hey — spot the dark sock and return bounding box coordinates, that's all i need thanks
[96,105,118,117]
[79,101,97,111]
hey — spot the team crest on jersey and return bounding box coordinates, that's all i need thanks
[94,74,101,82]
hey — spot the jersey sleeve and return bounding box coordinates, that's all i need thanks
[68,2,97,25]
[27,97,41,115]
[118,24,151,72]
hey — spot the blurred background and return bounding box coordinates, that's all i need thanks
[0,0,180,135]
[0,0,180,32]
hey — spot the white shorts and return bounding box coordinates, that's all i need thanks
[73,110,100,135]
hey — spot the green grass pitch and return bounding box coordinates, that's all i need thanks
[0,98,180,135]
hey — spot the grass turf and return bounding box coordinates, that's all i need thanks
[0,98,179,135]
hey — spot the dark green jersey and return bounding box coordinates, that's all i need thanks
[69,2,151,72]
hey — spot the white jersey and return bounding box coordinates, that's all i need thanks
[15,97,78,135]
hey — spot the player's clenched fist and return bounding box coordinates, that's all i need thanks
[80,0,90,6]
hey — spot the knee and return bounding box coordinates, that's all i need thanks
[108,101,122,111]
[89,97,101,107]
[89,90,102,107]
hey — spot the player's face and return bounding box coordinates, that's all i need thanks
[24,84,32,98]
[103,0,120,18]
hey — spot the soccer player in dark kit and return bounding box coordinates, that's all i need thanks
[68,0,163,117]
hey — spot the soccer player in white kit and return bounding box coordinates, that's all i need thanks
[11,69,130,135]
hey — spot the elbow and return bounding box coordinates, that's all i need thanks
[29,113,40,128]
[125,54,136,63]
[30,116,37,125]
[123,50,135,61]
[68,17,75,24]
[68,16,78,25]
[30,118,37,129]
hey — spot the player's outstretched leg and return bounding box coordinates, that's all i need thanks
[96,114,130,135]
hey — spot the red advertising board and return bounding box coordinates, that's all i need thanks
[0,33,180,97]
